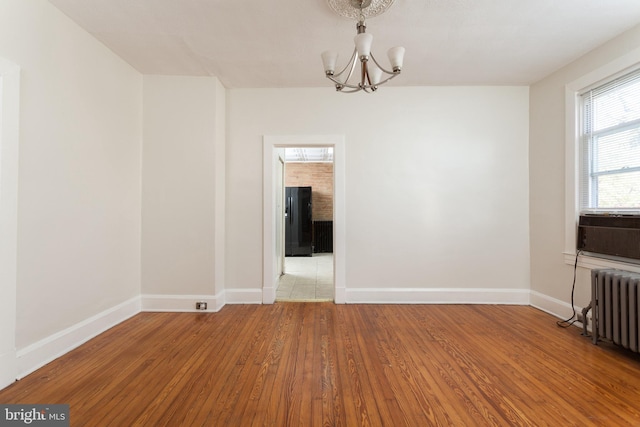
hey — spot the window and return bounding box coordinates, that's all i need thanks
[579,69,640,213]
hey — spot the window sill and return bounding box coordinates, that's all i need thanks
[563,251,640,273]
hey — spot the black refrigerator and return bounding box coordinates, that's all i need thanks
[285,186,313,256]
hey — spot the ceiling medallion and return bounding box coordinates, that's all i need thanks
[327,0,396,20]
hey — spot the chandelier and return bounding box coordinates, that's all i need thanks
[321,0,405,93]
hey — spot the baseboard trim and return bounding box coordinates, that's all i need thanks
[225,288,263,304]
[529,290,584,321]
[7,288,585,389]
[141,294,224,312]
[262,282,277,304]
[16,296,141,380]
[345,288,530,304]
[334,286,346,304]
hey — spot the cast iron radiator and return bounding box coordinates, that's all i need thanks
[313,221,333,253]
[588,268,640,352]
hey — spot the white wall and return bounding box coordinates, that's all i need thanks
[142,75,226,311]
[228,87,530,302]
[0,0,142,380]
[0,58,21,389]
[530,24,640,318]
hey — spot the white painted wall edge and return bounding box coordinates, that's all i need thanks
[0,59,20,394]
[345,288,531,304]
[16,296,141,380]
[0,349,17,390]
[141,294,224,312]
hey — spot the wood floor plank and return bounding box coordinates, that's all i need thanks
[2,303,640,426]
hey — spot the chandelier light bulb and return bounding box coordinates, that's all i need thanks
[321,51,338,75]
[387,46,405,71]
[354,33,373,59]
[368,65,383,86]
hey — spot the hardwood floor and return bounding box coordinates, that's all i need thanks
[2,303,640,426]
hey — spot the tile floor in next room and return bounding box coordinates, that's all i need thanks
[276,253,334,301]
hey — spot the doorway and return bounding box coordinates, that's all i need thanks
[278,148,334,301]
[262,135,346,304]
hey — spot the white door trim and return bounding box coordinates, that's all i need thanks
[263,135,346,304]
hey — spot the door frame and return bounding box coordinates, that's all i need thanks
[262,135,345,304]
[277,156,285,276]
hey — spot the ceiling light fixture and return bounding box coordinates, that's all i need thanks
[322,0,404,93]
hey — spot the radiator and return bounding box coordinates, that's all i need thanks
[589,268,640,353]
[313,221,333,253]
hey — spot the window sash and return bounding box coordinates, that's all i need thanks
[580,68,640,214]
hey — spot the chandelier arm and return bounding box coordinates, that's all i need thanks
[343,51,360,85]
[372,74,397,88]
[326,72,368,93]
[332,49,359,80]
[360,60,368,88]
[370,72,399,87]
[369,53,396,75]
[337,87,363,93]
[326,50,362,90]
[364,63,378,90]
[325,75,364,90]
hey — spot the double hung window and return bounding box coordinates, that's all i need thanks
[579,69,640,213]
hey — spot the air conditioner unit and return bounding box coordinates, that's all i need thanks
[577,214,640,260]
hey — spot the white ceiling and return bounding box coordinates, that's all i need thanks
[48,0,640,88]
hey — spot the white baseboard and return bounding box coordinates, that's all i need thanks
[0,349,18,390]
[262,286,276,304]
[141,294,224,312]
[16,296,141,380]
[225,288,263,304]
[345,288,531,304]
[6,288,586,391]
[530,290,590,331]
[529,290,585,320]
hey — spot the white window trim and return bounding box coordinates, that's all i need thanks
[564,46,640,270]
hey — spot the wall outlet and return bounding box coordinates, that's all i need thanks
[196,301,207,310]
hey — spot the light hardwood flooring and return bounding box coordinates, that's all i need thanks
[1,303,640,426]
